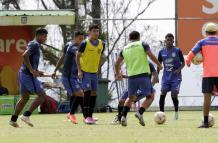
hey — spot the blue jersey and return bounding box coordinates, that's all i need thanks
[20,40,41,75]
[158,47,184,81]
[62,42,78,77]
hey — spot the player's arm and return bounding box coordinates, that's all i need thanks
[52,44,68,78]
[23,46,42,77]
[174,49,185,74]
[186,40,202,67]
[143,43,162,70]
[115,51,124,80]
[76,41,86,79]
[99,42,107,69]
[149,63,159,85]
[157,51,162,74]
[147,50,162,71]
[151,71,159,85]
[52,54,64,78]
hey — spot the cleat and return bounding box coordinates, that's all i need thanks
[135,112,145,126]
[69,114,78,124]
[174,112,179,120]
[198,123,209,128]
[20,115,34,127]
[9,121,20,128]
[121,116,127,127]
[93,117,98,122]
[84,117,95,124]
[111,115,120,125]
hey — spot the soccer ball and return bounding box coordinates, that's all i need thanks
[154,111,166,124]
[202,113,215,127]
[192,52,203,65]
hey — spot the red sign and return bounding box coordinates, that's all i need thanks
[177,0,218,54]
[0,26,33,94]
[0,26,33,71]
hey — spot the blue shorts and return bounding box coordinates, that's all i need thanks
[161,78,182,94]
[18,72,44,95]
[121,88,155,102]
[62,76,83,96]
[82,71,98,91]
[128,76,153,98]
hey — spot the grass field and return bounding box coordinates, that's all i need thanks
[1,111,218,143]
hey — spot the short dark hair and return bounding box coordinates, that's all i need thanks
[165,33,174,39]
[35,27,48,36]
[72,31,85,37]
[89,24,99,31]
[129,31,140,40]
[206,31,217,35]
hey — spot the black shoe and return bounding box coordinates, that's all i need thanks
[198,123,209,128]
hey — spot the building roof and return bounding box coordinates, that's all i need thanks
[0,10,75,25]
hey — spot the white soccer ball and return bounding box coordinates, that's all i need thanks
[202,113,215,127]
[192,52,203,65]
[154,111,166,124]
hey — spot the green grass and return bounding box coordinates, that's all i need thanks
[1,111,218,143]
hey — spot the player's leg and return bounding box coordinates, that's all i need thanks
[120,78,138,126]
[111,92,127,124]
[61,76,73,119]
[171,79,181,120]
[159,81,169,112]
[88,73,99,122]
[82,72,94,124]
[135,77,154,126]
[21,78,46,127]
[9,93,30,128]
[67,78,84,124]
[9,72,31,128]
[199,77,213,128]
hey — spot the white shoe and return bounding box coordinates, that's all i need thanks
[20,115,34,127]
[135,112,145,126]
[9,121,20,128]
[121,116,127,127]
[174,112,179,120]
[111,115,120,125]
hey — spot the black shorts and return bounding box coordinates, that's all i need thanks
[202,77,218,93]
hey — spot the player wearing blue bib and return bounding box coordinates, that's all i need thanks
[52,31,85,124]
[158,33,185,120]
[9,28,48,128]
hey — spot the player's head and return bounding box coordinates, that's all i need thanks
[73,31,85,45]
[205,22,217,36]
[88,24,99,40]
[35,27,48,44]
[165,33,174,48]
[129,31,140,41]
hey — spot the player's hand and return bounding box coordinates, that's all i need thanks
[30,70,43,77]
[38,71,44,76]
[185,59,191,67]
[51,71,56,79]
[115,73,123,81]
[152,74,159,84]
[158,64,163,70]
[174,69,181,74]
[78,70,83,79]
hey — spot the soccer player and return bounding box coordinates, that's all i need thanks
[9,28,48,128]
[52,31,85,124]
[111,62,159,125]
[115,31,162,126]
[157,33,185,120]
[76,24,105,124]
[186,22,218,128]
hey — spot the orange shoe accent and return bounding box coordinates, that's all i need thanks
[69,114,78,124]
